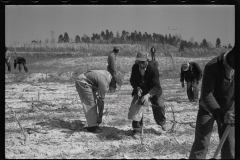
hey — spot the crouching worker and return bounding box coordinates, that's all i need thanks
[180,61,202,103]
[189,46,235,159]
[128,51,166,139]
[74,70,123,133]
[14,57,28,72]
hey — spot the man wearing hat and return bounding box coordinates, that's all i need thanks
[180,61,202,103]
[189,46,235,159]
[74,69,123,133]
[107,46,120,79]
[128,51,166,139]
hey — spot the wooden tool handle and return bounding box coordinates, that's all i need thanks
[212,125,231,159]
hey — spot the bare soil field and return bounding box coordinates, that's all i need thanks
[5,55,220,159]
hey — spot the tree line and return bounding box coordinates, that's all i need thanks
[33,30,233,51]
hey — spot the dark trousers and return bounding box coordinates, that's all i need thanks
[5,62,11,72]
[132,95,166,132]
[17,63,28,72]
[107,65,116,78]
[186,79,199,102]
[189,107,235,159]
[151,52,155,61]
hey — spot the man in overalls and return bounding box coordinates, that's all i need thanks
[74,70,123,133]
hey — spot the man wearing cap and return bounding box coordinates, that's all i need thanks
[74,70,122,133]
[189,46,235,159]
[180,62,202,103]
[128,51,166,139]
[107,46,120,79]
[5,47,11,72]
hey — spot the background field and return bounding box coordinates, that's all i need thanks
[5,45,227,159]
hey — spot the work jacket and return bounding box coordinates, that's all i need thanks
[180,62,202,82]
[107,51,117,78]
[150,47,156,53]
[15,57,26,64]
[200,52,235,116]
[130,61,162,98]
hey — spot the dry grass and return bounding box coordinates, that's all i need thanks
[7,43,229,58]
[6,55,212,84]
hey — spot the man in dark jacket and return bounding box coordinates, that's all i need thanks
[128,51,166,139]
[150,46,156,61]
[180,62,202,103]
[107,46,120,79]
[14,57,28,72]
[189,46,235,159]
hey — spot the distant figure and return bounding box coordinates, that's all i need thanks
[14,57,28,72]
[5,47,11,72]
[107,46,120,79]
[150,46,156,61]
[180,62,202,103]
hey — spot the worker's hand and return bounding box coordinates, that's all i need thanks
[182,82,185,88]
[137,87,142,97]
[97,116,102,125]
[214,108,225,125]
[141,93,150,105]
[224,112,235,126]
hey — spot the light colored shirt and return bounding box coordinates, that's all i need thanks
[5,51,11,58]
[83,70,112,99]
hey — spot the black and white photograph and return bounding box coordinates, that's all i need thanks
[5,4,235,159]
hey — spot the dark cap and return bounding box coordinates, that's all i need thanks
[181,63,189,71]
[113,46,120,51]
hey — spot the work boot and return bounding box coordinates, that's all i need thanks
[161,124,166,131]
[87,126,102,133]
[132,130,141,139]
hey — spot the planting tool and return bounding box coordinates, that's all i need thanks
[141,111,144,145]
[211,125,231,159]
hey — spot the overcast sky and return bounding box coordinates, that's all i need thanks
[5,5,235,46]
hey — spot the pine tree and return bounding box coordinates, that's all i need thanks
[58,34,64,43]
[75,35,81,43]
[63,32,70,43]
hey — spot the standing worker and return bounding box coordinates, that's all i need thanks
[128,51,166,139]
[107,46,120,79]
[150,46,156,61]
[189,46,235,159]
[74,70,123,133]
[5,47,11,72]
[180,62,202,103]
